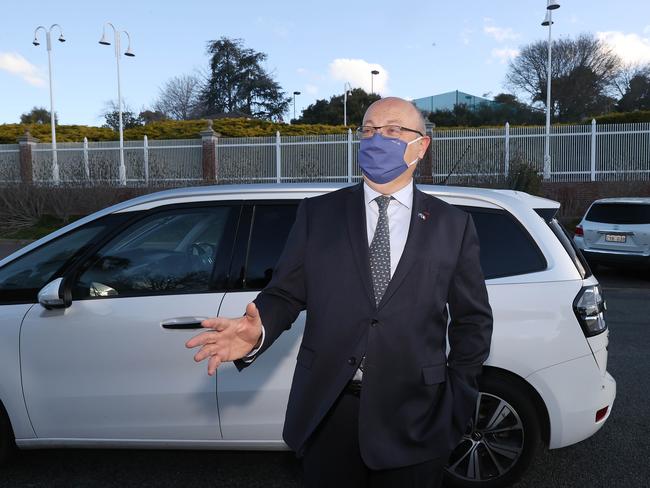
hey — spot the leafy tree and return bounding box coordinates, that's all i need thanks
[20,106,56,124]
[101,100,143,131]
[199,37,290,120]
[506,33,621,122]
[296,88,380,126]
[616,73,650,112]
[153,74,203,120]
[139,110,167,125]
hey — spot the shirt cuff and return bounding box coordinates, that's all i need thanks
[242,325,265,363]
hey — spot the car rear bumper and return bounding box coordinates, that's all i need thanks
[581,248,650,267]
[526,354,616,449]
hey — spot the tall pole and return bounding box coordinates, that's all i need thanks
[292,91,301,123]
[370,69,379,94]
[343,82,352,126]
[100,23,134,186]
[33,24,65,185]
[542,1,559,180]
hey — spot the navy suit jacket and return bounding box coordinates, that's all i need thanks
[238,182,493,470]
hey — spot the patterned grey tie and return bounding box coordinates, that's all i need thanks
[369,195,392,306]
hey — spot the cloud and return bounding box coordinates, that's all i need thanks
[597,31,650,64]
[491,48,520,64]
[460,28,473,46]
[0,52,45,86]
[304,84,319,95]
[329,58,388,94]
[483,19,520,42]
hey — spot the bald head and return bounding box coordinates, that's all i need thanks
[363,97,426,135]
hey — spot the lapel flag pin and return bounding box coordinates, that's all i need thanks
[418,211,430,221]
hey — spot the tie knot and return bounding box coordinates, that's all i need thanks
[375,195,392,212]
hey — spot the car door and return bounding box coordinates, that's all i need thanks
[20,203,240,441]
[216,201,302,441]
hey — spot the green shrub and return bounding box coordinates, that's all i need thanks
[507,157,542,195]
[586,111,650,124]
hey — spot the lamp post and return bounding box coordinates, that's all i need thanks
[343,82,353,126]
[32,24,65,185]
[292,91,301,122]
[370,69,379,94]
[99,23,135,186]
[542,0,560,180]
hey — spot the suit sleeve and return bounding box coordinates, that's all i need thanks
[234,198,309,371]
[446,213,493,436]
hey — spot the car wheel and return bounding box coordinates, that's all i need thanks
[0,402,15,467]
[444,374,541,488]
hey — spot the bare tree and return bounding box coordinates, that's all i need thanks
[506,33,622,121]
[613,62,650,98]
[152,74,203,120]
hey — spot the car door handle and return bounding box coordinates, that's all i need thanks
[161,316,210,329]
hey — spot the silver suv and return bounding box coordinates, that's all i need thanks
[574,197,650,270]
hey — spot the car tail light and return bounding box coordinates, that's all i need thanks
[575,225,584,237]
[573,285,607,337]
[595,406,609,422]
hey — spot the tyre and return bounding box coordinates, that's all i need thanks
[444,374,542,488]
[0,402,15,467]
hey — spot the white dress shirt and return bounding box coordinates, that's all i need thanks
[247,180,415,364]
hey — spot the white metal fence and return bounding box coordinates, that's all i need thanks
[1,121,649,185]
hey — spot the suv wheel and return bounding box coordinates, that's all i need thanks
[0,402,15,467]
[444,375,541,488]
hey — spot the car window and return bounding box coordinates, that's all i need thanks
[0,216,121,304]
[585,203,650,225]
[243,204,298,290]
[459,207,547,279]
[72,205,238,299]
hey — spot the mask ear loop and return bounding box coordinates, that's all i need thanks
[406,136,423,167]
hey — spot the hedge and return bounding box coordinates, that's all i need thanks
[0,119,350,144]
[586,111,650,125]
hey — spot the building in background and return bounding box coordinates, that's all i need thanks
[411,90,497,113]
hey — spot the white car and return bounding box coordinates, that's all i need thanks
[0,183,615,488]
[574,197,650,270]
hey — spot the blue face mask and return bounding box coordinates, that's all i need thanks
[358,133,422,184]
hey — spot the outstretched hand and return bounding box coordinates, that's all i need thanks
[185,302,263,375]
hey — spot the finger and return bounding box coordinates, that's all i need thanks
[244,302,259,321]
[194,343,220,362]
[207,354,222,376]
[185,331,216,349]
[202,317,234,332]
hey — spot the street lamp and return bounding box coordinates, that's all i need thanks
[343,82,353,126]
[370,69,379,94]
[542,0,560,180]
[99,22,135,186]
[292,91,301,122]
[32,24,66,185]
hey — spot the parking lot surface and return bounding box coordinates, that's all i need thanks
[0,241,647,487]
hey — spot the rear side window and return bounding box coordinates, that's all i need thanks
[547,218,590,279]
[244,204,299,289]
[586,203,650,224]
[459,207,547,279]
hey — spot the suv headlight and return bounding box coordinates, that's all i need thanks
[573,285,607,337]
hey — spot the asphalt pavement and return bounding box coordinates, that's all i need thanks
[0,242,648,487]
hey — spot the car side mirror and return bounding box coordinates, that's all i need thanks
[38,277,71,309]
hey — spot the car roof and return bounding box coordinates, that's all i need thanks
[590,197,650,205]
[0,183,559,267]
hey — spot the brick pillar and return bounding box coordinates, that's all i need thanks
[18,131,39,184]
[200,120,220,183]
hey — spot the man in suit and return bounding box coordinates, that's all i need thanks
[186,97,493,487]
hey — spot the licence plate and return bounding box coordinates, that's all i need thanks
[605,234,626,243]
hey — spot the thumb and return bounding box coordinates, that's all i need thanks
[245,302,259,322]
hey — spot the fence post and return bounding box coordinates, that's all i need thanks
[18,131,38,184]
[83,137,90,180]
[276,131,281,183]
[143,135,149,186]
[347,128,352,183]
[200,120,219,183]
[504,122,510,179]
[590,119,597,182]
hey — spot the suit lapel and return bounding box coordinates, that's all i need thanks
[345,183,375,304]
[378,183,431,310]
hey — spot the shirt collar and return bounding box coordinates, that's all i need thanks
[363,179,413,210]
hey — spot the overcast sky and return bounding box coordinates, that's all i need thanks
[1,0,650,125]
